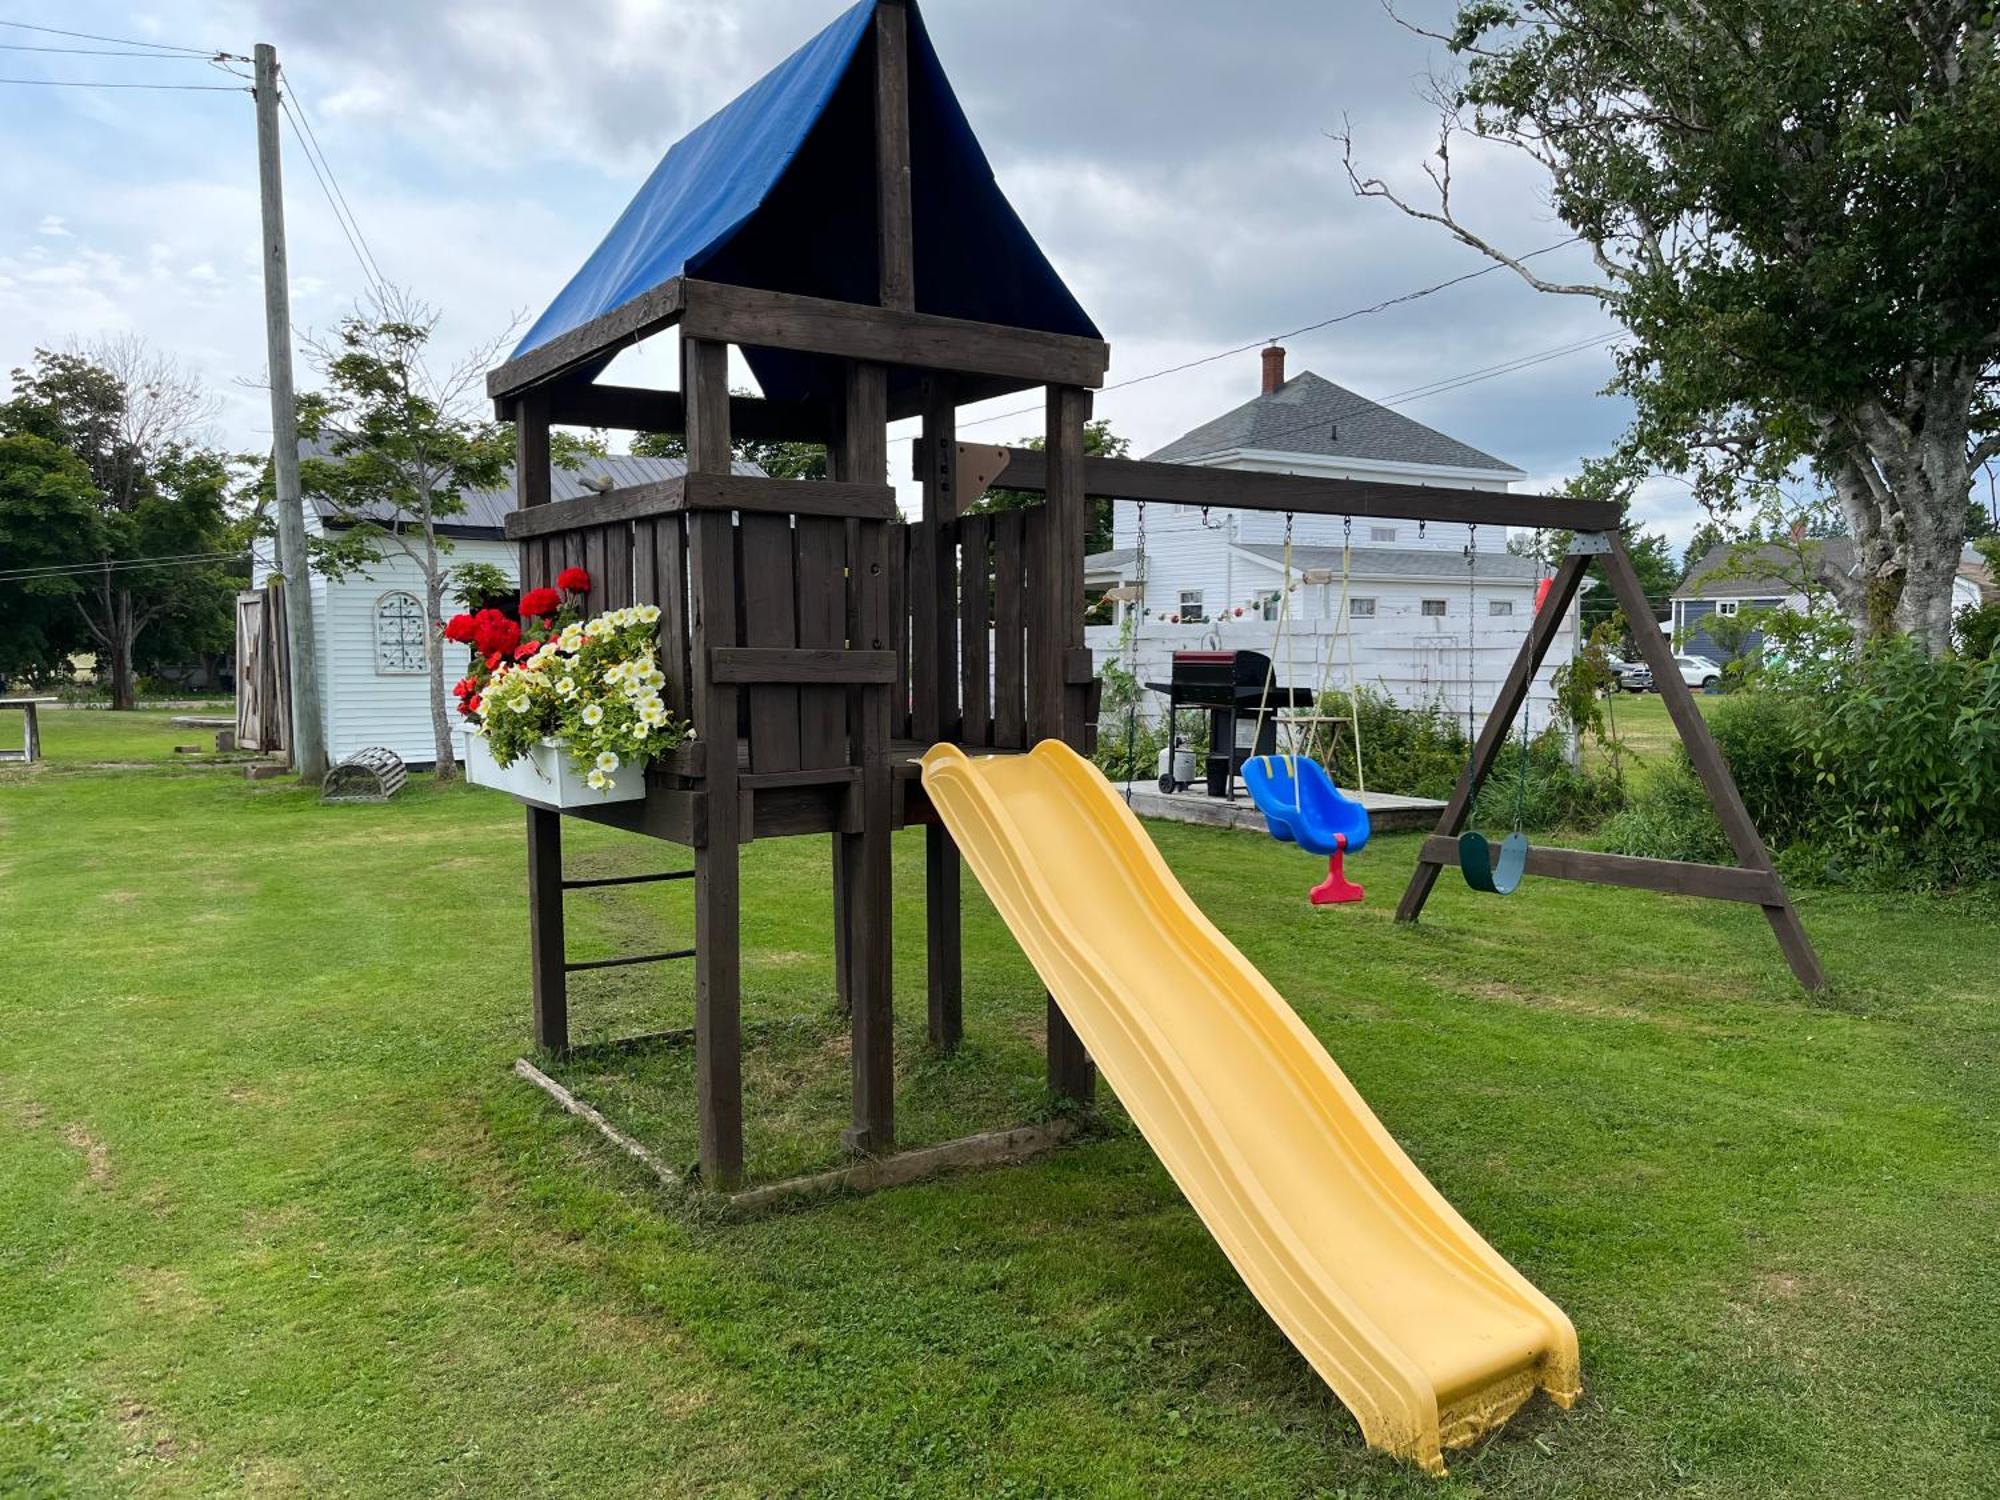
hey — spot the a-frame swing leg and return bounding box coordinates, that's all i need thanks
[1597,534,1826,989]
[1395,550,1592,924]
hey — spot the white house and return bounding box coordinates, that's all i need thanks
[1086,347,1577,738]
[255,454,702,766]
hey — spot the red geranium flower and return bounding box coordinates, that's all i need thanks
[466,694,481,714]
[557,566,590,594]
[485,651,503,670]
[519,586,562,618]
[451,677,472,698]
[443,613,477,643]
[514,641,539,662]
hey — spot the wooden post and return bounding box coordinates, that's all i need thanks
[1394,549,1592,925]
[685,335,746,1189]
[526,805,567,1052]
[838,361,897,1154]
[1043,384,1096,1103]
[874,0,915,314]
[917,380,964,1050]
[1597,535,1827,988]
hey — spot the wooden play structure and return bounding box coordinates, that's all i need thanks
[485,0,1822,1200]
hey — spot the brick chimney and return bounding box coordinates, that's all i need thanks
[1261,343,1286,395]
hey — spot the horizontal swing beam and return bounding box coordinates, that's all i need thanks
[503,471,897,537]
[961,446,1622,532]
[1422,836,1786,904]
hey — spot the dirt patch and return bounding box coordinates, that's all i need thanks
[62,1122,112,1184]
[114,1399,186,1464]
[1461,978,1721,1033]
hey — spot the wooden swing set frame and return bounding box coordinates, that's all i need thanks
[481,0,1821,1204]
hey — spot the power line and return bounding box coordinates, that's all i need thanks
[959,237,1581,430]
[280,74,388,291]
[0,43,229,58]
[0,550,249,584]
[280,97,384,299]
[0,77,244,90]
[0,20,222,56]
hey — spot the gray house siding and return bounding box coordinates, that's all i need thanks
[1676,596,1788,660]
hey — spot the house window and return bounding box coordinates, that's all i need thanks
[1421,599,1449,617]
[1349,597,1377,619]
[1369,525,1398,543]
[374,591,428,675]
[1489,599,1514,617]
[1715,600,1740,616]
[1178,589,1206,623]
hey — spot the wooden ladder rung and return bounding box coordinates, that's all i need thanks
[560,870,696,890]
[563,947,697,974]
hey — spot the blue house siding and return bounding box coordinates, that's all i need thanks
[1676,596,1788,660]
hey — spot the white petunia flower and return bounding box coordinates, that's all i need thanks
[586,769,608,791]
[556,676,576,698]
[580,703,604,727]
[595,750,620,774]
[635,603,661,625]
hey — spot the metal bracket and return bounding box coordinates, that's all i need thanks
[952,442,1012,515]
[1565,531,1614,556]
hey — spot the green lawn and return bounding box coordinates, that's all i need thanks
[1582,690,1718,786]
[18,706,245,771]
[3,710,1997,1496]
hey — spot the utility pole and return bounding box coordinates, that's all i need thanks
[253,42,327,782]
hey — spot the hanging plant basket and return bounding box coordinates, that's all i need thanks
[462,734,645,807]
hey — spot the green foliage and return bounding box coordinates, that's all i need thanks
[1310,686,1468,800]
[970,419,1129,552]
[1598,760,1734,864]
[1391,2,2000,649]
[1607,642,2000,886]
[1956,600,2000,660]
[1091,615,1165,784]
[450,560,515,614]
[0,347,243,704]
[0,432,100,678]
[297,312,513,581]
[1471,729,1628,833]
[630,409,827,482]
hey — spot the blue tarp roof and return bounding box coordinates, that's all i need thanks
[511,0,1100,406]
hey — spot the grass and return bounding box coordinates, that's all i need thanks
[1580,690,1717,788]
[3,709,1997,1496]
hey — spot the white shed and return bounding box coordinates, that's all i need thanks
[253,455,702,766]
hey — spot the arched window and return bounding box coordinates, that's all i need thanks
[373,591,428,675]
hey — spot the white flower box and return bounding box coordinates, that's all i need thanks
[461,733,645,807]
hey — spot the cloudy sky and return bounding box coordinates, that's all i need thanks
[0,0,1701,545]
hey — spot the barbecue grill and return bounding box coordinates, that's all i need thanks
[1147,649,1315,797]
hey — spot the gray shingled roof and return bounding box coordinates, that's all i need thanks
[1236,543,1541,581]
[1084,547,1135,575]
[1675,539,1998,601]
[303,444,763,537]
[1146,371,1523,474]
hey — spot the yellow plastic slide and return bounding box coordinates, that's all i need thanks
[920,741,1580,1473]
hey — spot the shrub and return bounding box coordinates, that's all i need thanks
[1309,687,1469,800]
[1703,691,1815,845]
[1471,729,1627,834]
[1600,760,1734,864]
[1605,641,2000,888]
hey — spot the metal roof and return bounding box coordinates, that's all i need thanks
[305,449,762,538]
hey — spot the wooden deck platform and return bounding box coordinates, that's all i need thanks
[1117,782,1445,835]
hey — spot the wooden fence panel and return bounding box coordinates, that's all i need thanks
[739,514,801,775]
[992,509,1025,748]
[795,516,850,770]
[958,514,991,747]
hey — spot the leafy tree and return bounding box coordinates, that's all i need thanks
[971,418,1130,553]
[0,432,100,681]
[1345,1,2000,652]
[630,399,827,480]
[298,294,515,780]
[1,342,241,707]
[1680,521,1727,581]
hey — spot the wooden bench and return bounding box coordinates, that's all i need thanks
[0,697,56,764]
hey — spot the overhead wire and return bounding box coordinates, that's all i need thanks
[0,20,224,55]
[0,550,251,584]
[279,74,388,293]
[958,237,1583,431]
[0,77,244,90]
